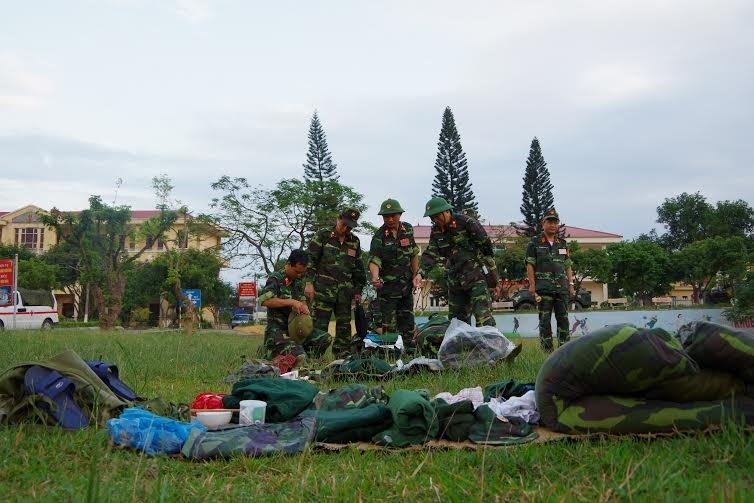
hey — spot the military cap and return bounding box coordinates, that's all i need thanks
[378,198,405,215]
[339,207,360,228]
[543,209,560,221]
[423,197,453,217]
[288,312,313,344]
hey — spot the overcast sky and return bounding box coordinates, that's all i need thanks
[2,1,753,253]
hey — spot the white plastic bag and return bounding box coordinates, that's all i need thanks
[437,318,516,369]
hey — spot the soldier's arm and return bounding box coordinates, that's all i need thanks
[525,241,537,294]
[417,234,441,277]
[352,240,366,293]
[305,231,323,285]
[258,276,280,307]
[367,234,382,269]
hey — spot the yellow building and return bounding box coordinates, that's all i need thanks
[0,205,223,319]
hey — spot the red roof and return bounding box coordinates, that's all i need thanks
[412,224,622,239]
[2,210,173,219]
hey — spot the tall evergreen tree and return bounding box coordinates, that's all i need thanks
[519,137,555,237]
[303,111,339,183]
[431,107,478,217]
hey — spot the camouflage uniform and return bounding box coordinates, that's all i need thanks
[307,226,366,358]
[368,221,419,344]
[418,212,498,327]
[526,231,572,351]
[258,271,330,360]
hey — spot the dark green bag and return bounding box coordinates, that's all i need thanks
[415,313,450,356]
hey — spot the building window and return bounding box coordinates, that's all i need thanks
[177,229,189,249]
[15,227,43,251]
[157,236,165,251]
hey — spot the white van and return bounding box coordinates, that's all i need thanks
[0,288,59,330]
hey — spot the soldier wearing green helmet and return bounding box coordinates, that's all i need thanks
[413,197,499,327]
[368,198,420,350]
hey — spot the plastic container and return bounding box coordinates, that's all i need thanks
[239,399,267,425]
[195,410,232,429]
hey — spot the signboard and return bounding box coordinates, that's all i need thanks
[180,289,201,309]
[0,259,14,307]
[238,282,257,308]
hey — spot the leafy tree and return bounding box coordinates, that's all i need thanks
[303,111,339,183]
[41,195,179,329]
[206,176,367,276]
[518,137,556,237]
[0,244,34,261]
[431,106,478,217]
[656,192,713,251]
[606,240,672,305]
[670,236,749,303]
[708,199,754,242]
[0,245,57,290]
[724,271,754,322]
[569,242,612,292]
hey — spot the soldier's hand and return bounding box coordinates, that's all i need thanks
[371,276,383,288]
[304,283,314,302]
[412,274,423,289]
[528,286,536,296]
[354,293,362,304]
[293,301,310,315]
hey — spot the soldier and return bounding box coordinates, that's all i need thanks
[259,249,330,362]
[368,198,419,351]
[305,208,367,358]
[412,197,498,327]
[526,208,575,352]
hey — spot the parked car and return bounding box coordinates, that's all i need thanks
[231,313,252,329]
[0,288,59,330]
[511,288,592,311]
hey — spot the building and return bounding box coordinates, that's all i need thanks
[1,205,223,319]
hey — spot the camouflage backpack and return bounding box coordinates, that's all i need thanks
[415,313,451,357]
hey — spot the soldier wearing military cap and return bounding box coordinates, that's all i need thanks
[526,208,575,352]
[368,198,420,350]
[258,249,330,363]
[305,207,367,358]
[413,197,499,327]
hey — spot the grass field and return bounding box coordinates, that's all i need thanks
[1,328,752,502]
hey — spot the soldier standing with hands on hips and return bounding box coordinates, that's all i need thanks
[526,208,575,352]
[368,198,419,351]
[305,208,366,358]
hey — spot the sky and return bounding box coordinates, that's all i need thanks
[2,0,754,278]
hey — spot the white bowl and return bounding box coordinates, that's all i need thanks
[195,410,232,429]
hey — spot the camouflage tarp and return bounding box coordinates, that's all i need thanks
[181,416,316,459]
[536,323,754,434]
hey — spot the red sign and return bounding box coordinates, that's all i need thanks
[238,282,257,297]
[238,282,257,308]
[0,259,13,287]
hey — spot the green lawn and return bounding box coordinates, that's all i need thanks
[0,329,752,502]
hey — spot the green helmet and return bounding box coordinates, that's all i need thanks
[378,198,405,215]
[423,197,453,217]
[288,312,313,344]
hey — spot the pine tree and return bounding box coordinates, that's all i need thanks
[519,137,555,237]
[431,107,479,217]
[303,111,339,183]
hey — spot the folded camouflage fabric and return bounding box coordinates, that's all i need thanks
[536,323,754,434]
[321,356,394,380]
[373,389,439,447]
[483,380,535,401]
[223,378,318,423]
[311,384,389,411]
[468,404,537,445]
[223,359,280,385]
[300,404,392,443]
[181,416,316,459]
[432,398,475,441]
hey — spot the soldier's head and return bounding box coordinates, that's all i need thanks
[424,197,453,226]
[378,198,404,230]
[285,249,309,279]
[542,208,560,235]
[336,207,360,235]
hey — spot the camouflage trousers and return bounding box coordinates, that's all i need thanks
[372,293,415,346]
[312,292,353,358]
[538,292,569,351]
[264,322,331,360]
[448,279,495,327]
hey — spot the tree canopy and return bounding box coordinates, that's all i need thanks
[431,106,478,217]
[518,137,555,237]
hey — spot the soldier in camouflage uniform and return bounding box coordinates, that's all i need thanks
[368,198,419,350]
[413,197,498,327]
[526,209,575,352]
[305,208,367,358]
[259,249,330,361]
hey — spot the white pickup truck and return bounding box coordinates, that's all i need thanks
[0,288,59,330]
